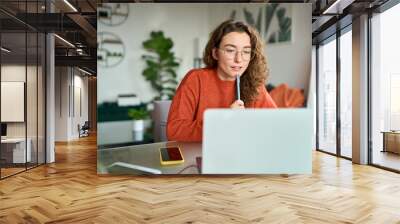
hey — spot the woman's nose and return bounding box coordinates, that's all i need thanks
[234,51,243,62]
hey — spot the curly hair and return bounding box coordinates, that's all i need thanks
[203,20,268,105]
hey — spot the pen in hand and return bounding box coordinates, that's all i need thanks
[230,74,244,109]
[236,74,240,101]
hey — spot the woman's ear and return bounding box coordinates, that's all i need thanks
[212,48,218,60]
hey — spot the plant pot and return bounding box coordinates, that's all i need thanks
[133,130,144,142]
[132,120,144,132]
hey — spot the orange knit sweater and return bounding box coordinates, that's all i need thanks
[166,68,277,142]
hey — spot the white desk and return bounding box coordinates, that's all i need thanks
[1,138,31,163]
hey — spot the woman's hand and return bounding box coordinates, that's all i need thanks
[230,100,245,109]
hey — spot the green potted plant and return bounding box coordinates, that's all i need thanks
[127,108,149,132]
[142,31,180,100]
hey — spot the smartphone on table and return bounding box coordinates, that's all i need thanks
[159,147,184,165]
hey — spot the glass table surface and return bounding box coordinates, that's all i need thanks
[98,141,202,175]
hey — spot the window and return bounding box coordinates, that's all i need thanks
[317,36,337,155]
[340,28,352,158]
[0,1,47,179]
[371,2,400,171]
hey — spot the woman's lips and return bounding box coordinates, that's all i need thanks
[231,66,242,72]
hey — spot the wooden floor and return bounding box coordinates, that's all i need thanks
[373,150,400,171]
[1,135,400,223]
[1,163,45,178]
[1,167,26,178]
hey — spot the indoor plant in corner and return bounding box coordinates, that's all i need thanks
[127,108,149,138]
[142,31,180,101]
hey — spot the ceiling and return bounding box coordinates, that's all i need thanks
[0,0,97,75]
[311,0,389,43]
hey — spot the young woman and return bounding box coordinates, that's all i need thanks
[167,20,277,142]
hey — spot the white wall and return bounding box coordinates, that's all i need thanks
[98,3,210,103]
[72,73,89,137]
[98,3,312,104]
[1,65,26,81]
[55,67,68,141]
[55,67,89,141]
[267,4,311,94]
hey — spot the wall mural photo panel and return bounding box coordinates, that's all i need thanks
[97,3,312,175]
[229,3,292,44]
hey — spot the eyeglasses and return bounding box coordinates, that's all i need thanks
[218,47,253,61]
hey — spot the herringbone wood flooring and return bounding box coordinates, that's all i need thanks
[1,135,400,224]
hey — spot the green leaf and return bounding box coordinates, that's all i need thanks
[142,30,180,99]
[165,68,178,78]
[145,59,159,68]
[166,93,175,100]
[268,33,276,43]
[154,83,163,92]
[159,51,173,62]
[142,55,158,61]
[162,79,178,85]
[283,18,291,30]
[163,60,179,68]
[142,67,158,81]
[256,8,262,34]
[243,8,255,26]
[127,108,149,120]
[230,10,236,20]
[276,8,285,19]
[278,30,291,42]
[265,3,278,38]
[275,6,291,42]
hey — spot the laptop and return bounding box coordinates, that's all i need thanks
[202,109,313,174]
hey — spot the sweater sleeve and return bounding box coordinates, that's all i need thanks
[252,85,278,108]
[166,71,203,142]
